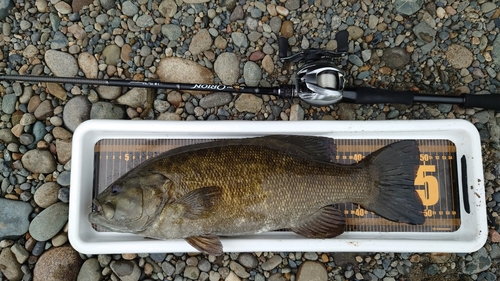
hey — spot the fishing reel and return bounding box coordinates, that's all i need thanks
[278,31,349,106]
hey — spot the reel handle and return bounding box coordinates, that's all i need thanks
[462,93,500,111]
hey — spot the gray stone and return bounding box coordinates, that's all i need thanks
[296,261,328,281]
[230,261,250,278]
[290,104,304,120]
[304,252,318,260]
[63,95,91,132]
[0,248,23,281]
[121,1,138,16]
[285,0,300,10]
[158,0,177,18]
[0,0,14,20]
[189,29,212,55]
[29,202,69,241]
[0,129,18,144]
[238,253,258,269]
[462,247,492,274]
[91,102,125,119]
[381,47,411,69]
[348,54,363,67]
[10,244,29,264]
[97,85,122,100]
[162,24,182,41]
[261,255,282,271]
[413,22,436,45]
[184,266,200,280]
[50,31,69,49]
[45,50,79,77]
[57,170,71,186]
[373,268,386,278]
[136,14,154,28]
[243,61,261,87]
[231,32,248,48]
[199,92,232,108]
[34,182,61,208]
[214,52,240,85]
[1,94,17,114]
[162,261,175,276]
[395,0,423,15]
[77,258,104,281]
[197,258,211,272]
[492,34,500,65]
[0,198,32,240]
[100,0,115,10]
[102,44,121,66]
[156,57,214,95]
[21,149,56,174]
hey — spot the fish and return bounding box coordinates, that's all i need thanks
[89,136,424,255]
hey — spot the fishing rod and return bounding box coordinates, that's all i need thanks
[1,31,499,110]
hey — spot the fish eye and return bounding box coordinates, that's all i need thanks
[111,184,121,194]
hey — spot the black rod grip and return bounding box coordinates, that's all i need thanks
[462,93,500,111]
[344,87,415,105]
[278,37,289,59]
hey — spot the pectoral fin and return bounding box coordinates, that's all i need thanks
[177,186,222,219]
[186,235,223,256]
[291,205,345,238]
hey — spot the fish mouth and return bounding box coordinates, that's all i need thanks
[92,199,115,220]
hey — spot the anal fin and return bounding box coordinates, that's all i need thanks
[185,235,223,256]
[291,205,345,239]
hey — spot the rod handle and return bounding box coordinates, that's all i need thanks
[343,87,415,105]
[278,37,289,59]
[462,93,500,111]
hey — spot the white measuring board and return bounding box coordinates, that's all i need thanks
[69,120,486,254]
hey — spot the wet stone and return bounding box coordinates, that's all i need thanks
[29,202,69,242]
[0,198,32,240]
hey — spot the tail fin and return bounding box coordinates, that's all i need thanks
[360,140,425,224]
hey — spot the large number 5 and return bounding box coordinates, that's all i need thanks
[414,165,439,206]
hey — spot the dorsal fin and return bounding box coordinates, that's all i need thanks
[261,135,336,163]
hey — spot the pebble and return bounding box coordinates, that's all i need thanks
[33,245,82,281]
[62,95,91,132]
[11,243,29,264]
[237,253,258,269]
[90,101,125,119]
[45,50,78,77]
[46,83,67,100]
[78,52,98,79]
[156,57,214,95]
[21,149,56,174]
[34,100,54,120]
[1,94,17,114]
[395,0,423,15]
[296,261,327,281]
[280,20,294,38]
[34,182,61,208]
[0,198,32,239]
[28,202,69,242]
[0,248,23,281]
[101,45,121,66]
[214,52,240,85]
[261,255,282,271]
[243,61,261,87]
[446,44,474,69]
[110,260,141,281]
[462,247,492,274]
[199,92,232,108]
[381,47,410,69]
[189,29,212,55]
[231,32,248,48]
[229,261,250,278]
[77,258,103,281]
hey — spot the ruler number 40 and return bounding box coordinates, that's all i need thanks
[414,165,439,206]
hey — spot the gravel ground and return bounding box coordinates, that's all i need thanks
[1,0,500,280]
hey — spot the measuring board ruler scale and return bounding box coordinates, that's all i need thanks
[93,138,461,233]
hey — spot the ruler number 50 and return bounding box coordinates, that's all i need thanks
[414,165,439,206]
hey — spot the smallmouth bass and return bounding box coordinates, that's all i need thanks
[89,136,424,255]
